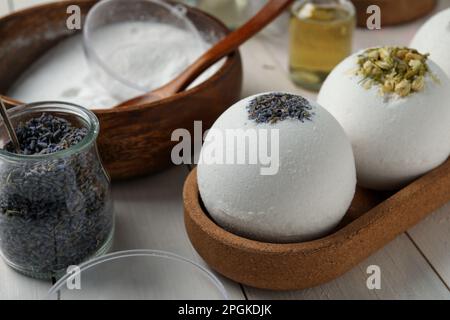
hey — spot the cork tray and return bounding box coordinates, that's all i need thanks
[183,159,450,291]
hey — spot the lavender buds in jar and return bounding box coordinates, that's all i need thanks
[0,102,113,279]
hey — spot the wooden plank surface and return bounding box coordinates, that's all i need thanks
[109,166,245,300]
[1,0,450,300]
[0,261,51,300]
[244,234,450,300]
[408,203,450,289]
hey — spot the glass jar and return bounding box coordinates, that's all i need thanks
[0,102,114,279]
[289,0,355,91]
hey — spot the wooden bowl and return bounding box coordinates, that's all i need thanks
[184,160,450,290]
[352,0,436,27]
[0,0,243,180]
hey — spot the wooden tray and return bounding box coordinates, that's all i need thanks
[0,0,243,180]
[183,160,450,291]
[352,0,436,27]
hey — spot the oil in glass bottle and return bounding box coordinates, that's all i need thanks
[289,0,355,91]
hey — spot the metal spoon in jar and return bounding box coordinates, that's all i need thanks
[0,99,20,153]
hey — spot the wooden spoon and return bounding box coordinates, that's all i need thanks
[116,0,293,108]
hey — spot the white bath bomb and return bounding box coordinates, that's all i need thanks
[411,8,450,78]
[318,49,450,190]
[197,92,356,243]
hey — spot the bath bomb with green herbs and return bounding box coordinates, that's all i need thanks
[318,47,450,190]
[197,92,356,243]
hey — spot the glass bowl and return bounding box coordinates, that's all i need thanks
[46,250,228,300]
[83,0,205,101]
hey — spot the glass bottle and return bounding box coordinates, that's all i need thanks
[0,102,114,279]
[289,0,355,91]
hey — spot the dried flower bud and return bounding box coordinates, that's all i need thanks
[355,47,430,97]
[396,49,408,59]
[376,61,392,70]
[382,80,395,93]
[395,79,412,97]
[409,59,422,72]
[412,76,425,92]
[405,52,425,61]
[379,48,389,59]
[367,50,379,60]
[363,60,373,73]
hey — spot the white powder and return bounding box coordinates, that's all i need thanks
[8,21,221,109]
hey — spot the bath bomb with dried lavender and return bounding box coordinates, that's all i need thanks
[197,92,356,243]
[411,8,450,78]
[318,47,450,190]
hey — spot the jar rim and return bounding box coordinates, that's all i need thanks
[291,0,356,17]
[0,101,100,162]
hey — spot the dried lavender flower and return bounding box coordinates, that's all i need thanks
[247,93,314,124]
[4,113,87,155]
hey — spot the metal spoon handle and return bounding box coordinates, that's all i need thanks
[0,99,20,152]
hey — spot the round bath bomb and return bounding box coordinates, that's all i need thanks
[197,92,356,243]
[318,47,450,190]
[411,8,450,78]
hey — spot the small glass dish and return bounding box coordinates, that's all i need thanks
[46,250,228,300]
[83,0,205,101]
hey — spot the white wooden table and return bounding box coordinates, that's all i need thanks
[2,0,450,300]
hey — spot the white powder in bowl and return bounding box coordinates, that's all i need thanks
[8,21,222,109]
